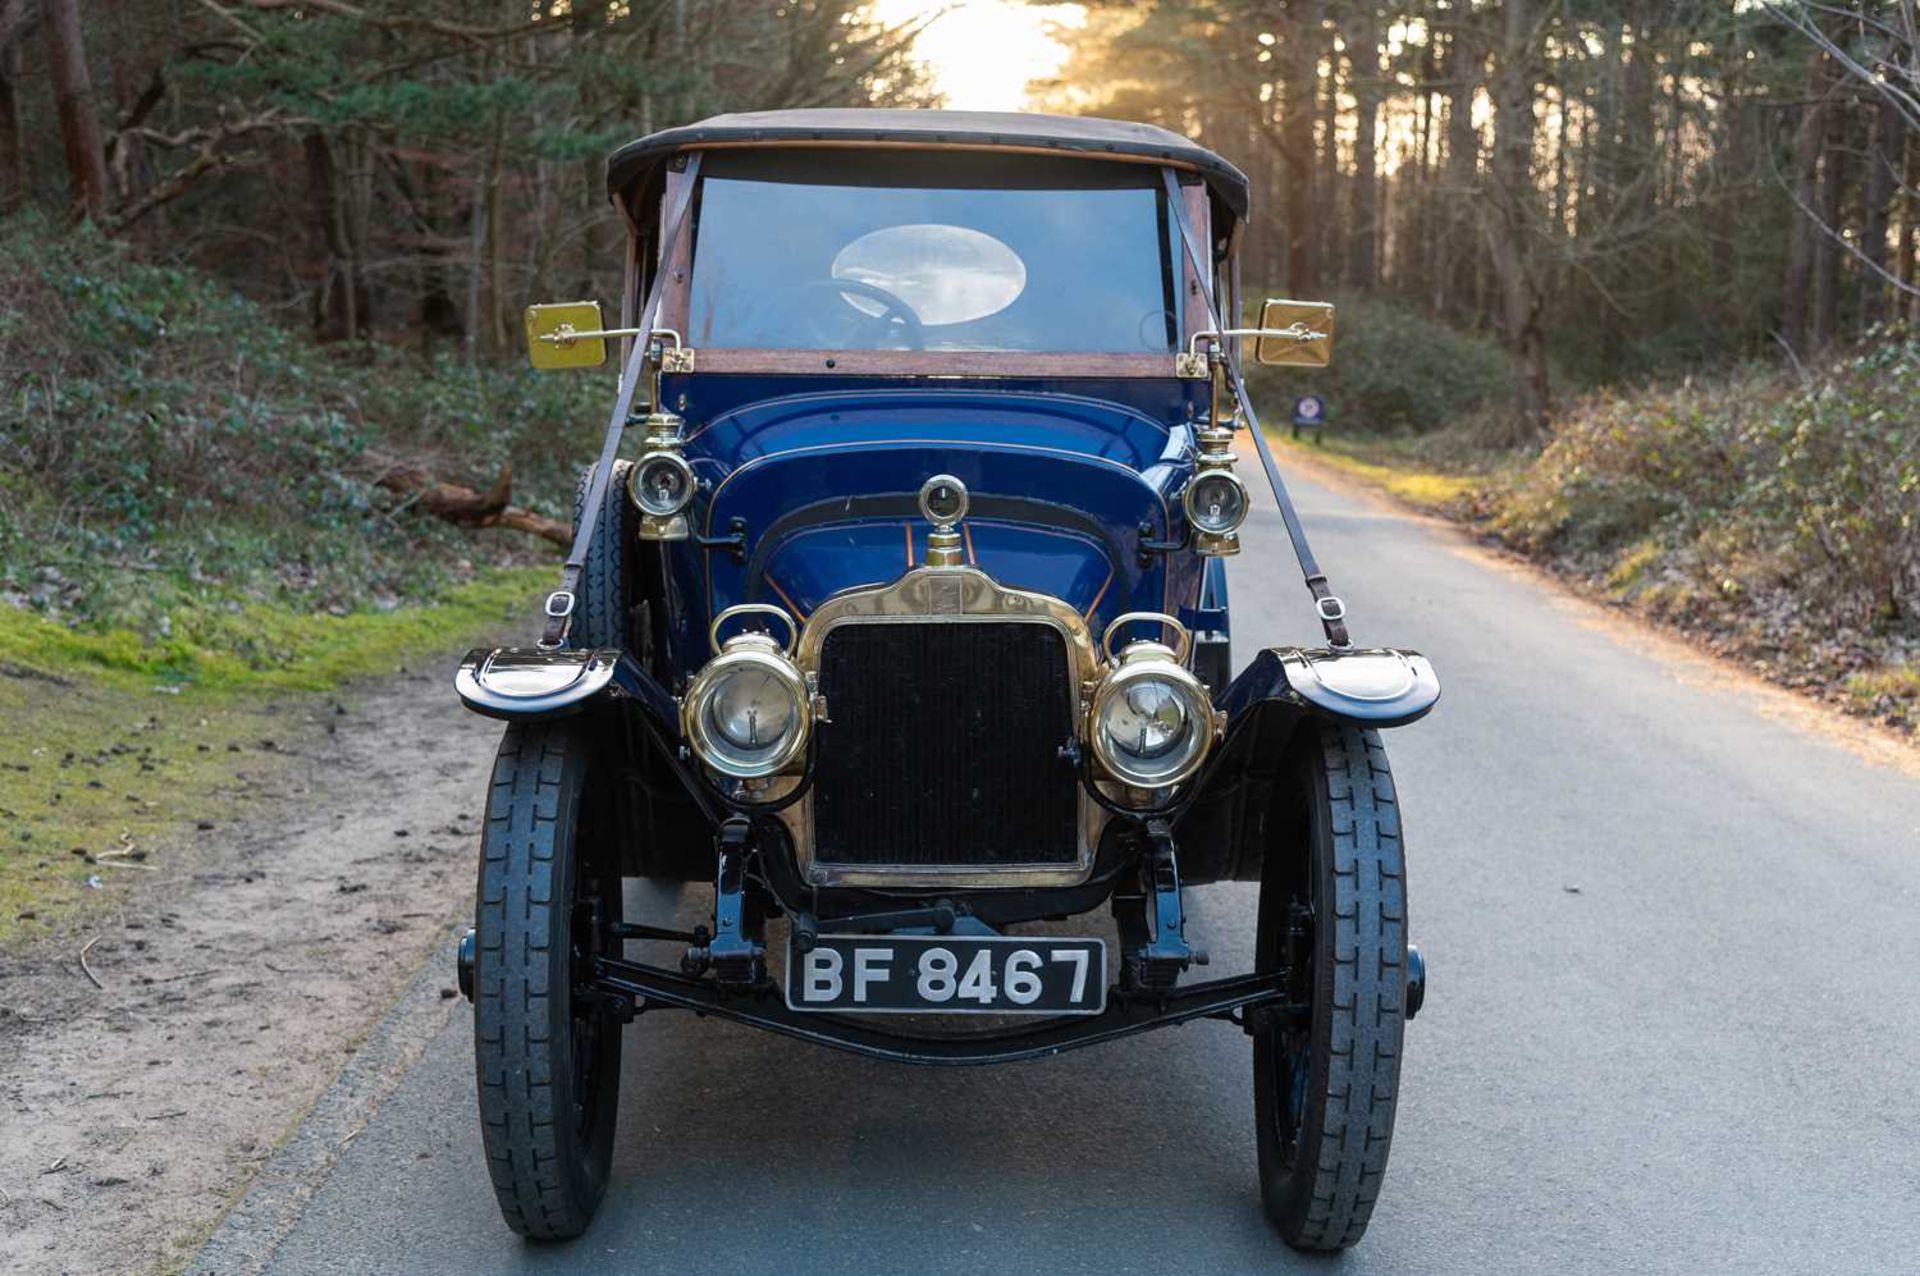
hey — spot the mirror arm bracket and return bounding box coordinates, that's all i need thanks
[1137,521,1188,567]
[693,516,749,565]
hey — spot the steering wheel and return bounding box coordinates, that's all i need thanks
[1137,307,1179,350]
[780,277,926,350]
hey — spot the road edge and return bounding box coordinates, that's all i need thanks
[181,932,467,1276]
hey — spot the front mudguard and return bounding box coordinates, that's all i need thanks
[455,646,716,879]
[453,646,680,733]
[1175,646,1439,884]
[1217,646,1439,727]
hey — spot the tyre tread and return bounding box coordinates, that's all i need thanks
[474,723,605,1240]
[1275,722,1408,1251]
[570,461,632,650]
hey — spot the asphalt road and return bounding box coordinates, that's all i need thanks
[195,456,1920,1276]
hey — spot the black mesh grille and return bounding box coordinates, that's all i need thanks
[813,622,1080,866]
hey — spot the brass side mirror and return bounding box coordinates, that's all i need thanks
[1250,299,1335,368]
[524,301,610,371]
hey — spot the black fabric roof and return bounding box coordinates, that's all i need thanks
[605,108,1250,219]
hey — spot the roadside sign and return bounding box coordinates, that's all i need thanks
[1291,394,1327,442]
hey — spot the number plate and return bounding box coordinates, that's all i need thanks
[786,934,1107,1015]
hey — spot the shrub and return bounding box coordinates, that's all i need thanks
[1495,342,1917,633]
[1244,294,1513,435]
[1481,338,1917,728]
[0,216,600,638]
[1764,339,1918,628]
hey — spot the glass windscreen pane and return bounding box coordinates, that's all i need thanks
[686,152,1177,354]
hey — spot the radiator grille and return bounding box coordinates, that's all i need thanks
[812,621,1079,867]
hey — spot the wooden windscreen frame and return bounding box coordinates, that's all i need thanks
[633,162,1215,380]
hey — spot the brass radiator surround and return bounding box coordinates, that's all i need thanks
[775,565,1112,889]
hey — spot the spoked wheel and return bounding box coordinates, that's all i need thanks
[1253,721,1410,1251]
[474,720,624,1240]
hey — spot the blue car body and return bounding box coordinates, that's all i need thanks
[451,111,1439,1253]
[456,109,1438,892]
[662,377,1216,673]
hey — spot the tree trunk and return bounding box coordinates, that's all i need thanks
[1410,26,1437,300]
[1443,20,1481,318]
[1550,68,1570,233]
[1314,12,1338,286]
[305,134,340,340]
[99,0,144,214]
[1900,132,1918,323]
[344,129,373,338]
[1859,98,1898,330]
[485,116,507,354]
[0,30,23,215]
[43,0,111,223]
[464,155,486,366]
[1602,4,1656,375]
[1349,2,1380,290]
[1809,83,1848,353]
[1779,45,1832,357]
[1483,0,1549,440]
[306,132,356,342]
[1281,1,1320,295]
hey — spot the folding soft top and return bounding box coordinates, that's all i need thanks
[605,108,1250,221]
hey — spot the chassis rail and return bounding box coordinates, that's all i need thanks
[590,956,1305,1067]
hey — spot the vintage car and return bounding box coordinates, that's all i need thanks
[452,109,1437,1251]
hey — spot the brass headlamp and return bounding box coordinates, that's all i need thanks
[681,605,811,780]
[1087,613,1218,795]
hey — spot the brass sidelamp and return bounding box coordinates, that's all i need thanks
[628,408,694,541]
[1186,416,1248,557]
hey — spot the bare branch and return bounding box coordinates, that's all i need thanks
[220,0,590,47]
[1767,2,1920,132]
[0,0,34,52]
[1767,123,1920,302]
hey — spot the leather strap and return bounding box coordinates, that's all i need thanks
[1160,168,1352,649]
[541,153,703,649]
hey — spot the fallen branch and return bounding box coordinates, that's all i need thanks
[369,459,569,547]
[77,937,104,991]
[110,106,313,234]
[109,149,231,233]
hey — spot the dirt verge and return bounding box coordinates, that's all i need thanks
[0,665,499,1276]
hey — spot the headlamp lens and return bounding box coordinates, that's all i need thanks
[1102,679,1189,760]
[709,666,797,752]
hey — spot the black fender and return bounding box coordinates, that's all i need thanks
[1217,646,1439,727]
[454,647,680,734]
[456,647,718,880]
[1175,647,1438,884]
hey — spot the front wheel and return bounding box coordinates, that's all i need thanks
[473,720,624,1239]
[1253,721,1410,1251]
[569,459,634,650]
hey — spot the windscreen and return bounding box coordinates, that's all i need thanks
[686,151,1178,354]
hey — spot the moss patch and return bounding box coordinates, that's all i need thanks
[0,565,544,942]
[1845,663,1918,732]
[0,567,548,692]
[1266,430,1486,511]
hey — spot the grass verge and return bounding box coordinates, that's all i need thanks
[1266,430,1489,512]
[0,565,546,943]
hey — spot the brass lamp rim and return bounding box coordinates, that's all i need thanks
[681,640,811,780]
